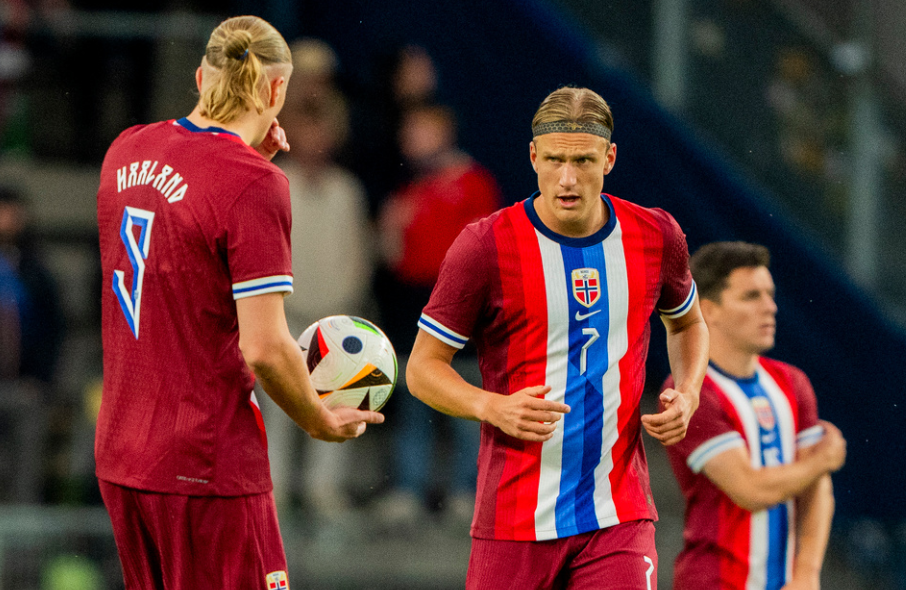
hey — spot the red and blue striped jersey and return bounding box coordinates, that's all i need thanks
[419,193,695,541]
[663,359,822,589]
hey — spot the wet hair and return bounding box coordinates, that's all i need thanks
[690,241,771,301]
[199,16,292,124]
[531,86,614,139]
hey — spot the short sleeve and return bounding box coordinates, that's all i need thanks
[663,376,745,474]
[418,224,491,348]
[226,172,294,300]
[655,211,695,319]
[790,366,822,449]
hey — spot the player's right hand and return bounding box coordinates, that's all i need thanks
[810,420,847,473]
[254,118,290,160]
[486,385,570,442]
[312,406,385,443]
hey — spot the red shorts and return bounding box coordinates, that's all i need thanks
[99,480,289,590]
[467,520,657,590]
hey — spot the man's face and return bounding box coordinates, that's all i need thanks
[529,132,616,237]
[399,111,451,165]
[706,266,778,355]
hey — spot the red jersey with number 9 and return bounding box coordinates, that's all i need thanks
[95,118,293,496]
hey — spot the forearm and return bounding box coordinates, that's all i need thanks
[407,348,491,422]
[709,453,832,512]
[791,474,835,584]
[244,334,334,437]
[664,313,709,401]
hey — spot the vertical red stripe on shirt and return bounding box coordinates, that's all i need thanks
[719,494,752,587]
[490,208,546,540]
[608,198,660,519]
[714,387,753,586]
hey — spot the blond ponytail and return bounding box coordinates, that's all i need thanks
[199,16,291,124]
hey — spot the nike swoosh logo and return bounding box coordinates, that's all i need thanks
[575,309,601,321]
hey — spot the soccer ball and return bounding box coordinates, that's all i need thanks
[297,315,398,411]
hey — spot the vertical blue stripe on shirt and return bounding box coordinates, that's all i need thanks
[766,503,789,589]
[737,377,789,589]
[555,242,608,536]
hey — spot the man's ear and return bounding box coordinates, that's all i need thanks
[603,142,617,175]
[195,67,204,93]
[269,76,286,108]
[529,140,538,173]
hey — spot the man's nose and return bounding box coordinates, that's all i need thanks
[559,163,577,187]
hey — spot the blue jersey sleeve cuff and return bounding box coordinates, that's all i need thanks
[687,431,745,473]
[659,281,697,319]
[418,314,468,349]
[232,275,293,300]
[797,424,825,449]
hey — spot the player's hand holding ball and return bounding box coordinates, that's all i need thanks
[297,315,396,442]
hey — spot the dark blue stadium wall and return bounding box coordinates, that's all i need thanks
[297,0,906,521]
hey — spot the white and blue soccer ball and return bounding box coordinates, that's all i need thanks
[297,315,397,411]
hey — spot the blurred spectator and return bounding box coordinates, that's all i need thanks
[348,43,440,217]
[0,0,35,154]
[0,184,65,384]
[286,37,340,103]
[0,184,64,504]
[765,45,848,220]
[766,47,830,177]
[372,103,502,527]
[265,39,376,517]
[0,245,22,378]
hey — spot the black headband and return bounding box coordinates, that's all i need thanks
[532,120,612,140]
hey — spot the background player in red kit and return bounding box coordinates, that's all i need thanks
[661,241,846,589]
[406,86,710,589]
[94,16,383,590]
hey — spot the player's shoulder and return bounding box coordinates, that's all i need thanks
[607,193,675,220]
[109,120,170,148]
[608,193,684,235]
[758,356,813,393]
[758,356,808,381]
[462,200,514,235]
[442,201,518,265]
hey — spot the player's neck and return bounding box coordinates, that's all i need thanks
[708,343,758,379]
[185,107,266,148]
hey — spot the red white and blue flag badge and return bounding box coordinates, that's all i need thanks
[266,570,289,590]
[751,397,776,431]
[572,268,601,308]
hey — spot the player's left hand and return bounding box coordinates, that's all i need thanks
[255,119,290,160]
[642,388,694,446]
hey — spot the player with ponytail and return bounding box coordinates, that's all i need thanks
[95,16,383,590]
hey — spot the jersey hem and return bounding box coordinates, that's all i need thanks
[95,473,273,498]
[470,511,658,541]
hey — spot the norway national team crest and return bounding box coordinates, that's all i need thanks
[751,396,776,431]
[266,570,289,590]
[572,268,601,308]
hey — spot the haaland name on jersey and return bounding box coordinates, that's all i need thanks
[116,160,188,204]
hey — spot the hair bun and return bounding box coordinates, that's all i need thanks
[223,30,253,60]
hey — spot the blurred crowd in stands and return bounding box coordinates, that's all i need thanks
[0,4,504,534]
[1,2,905,588]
